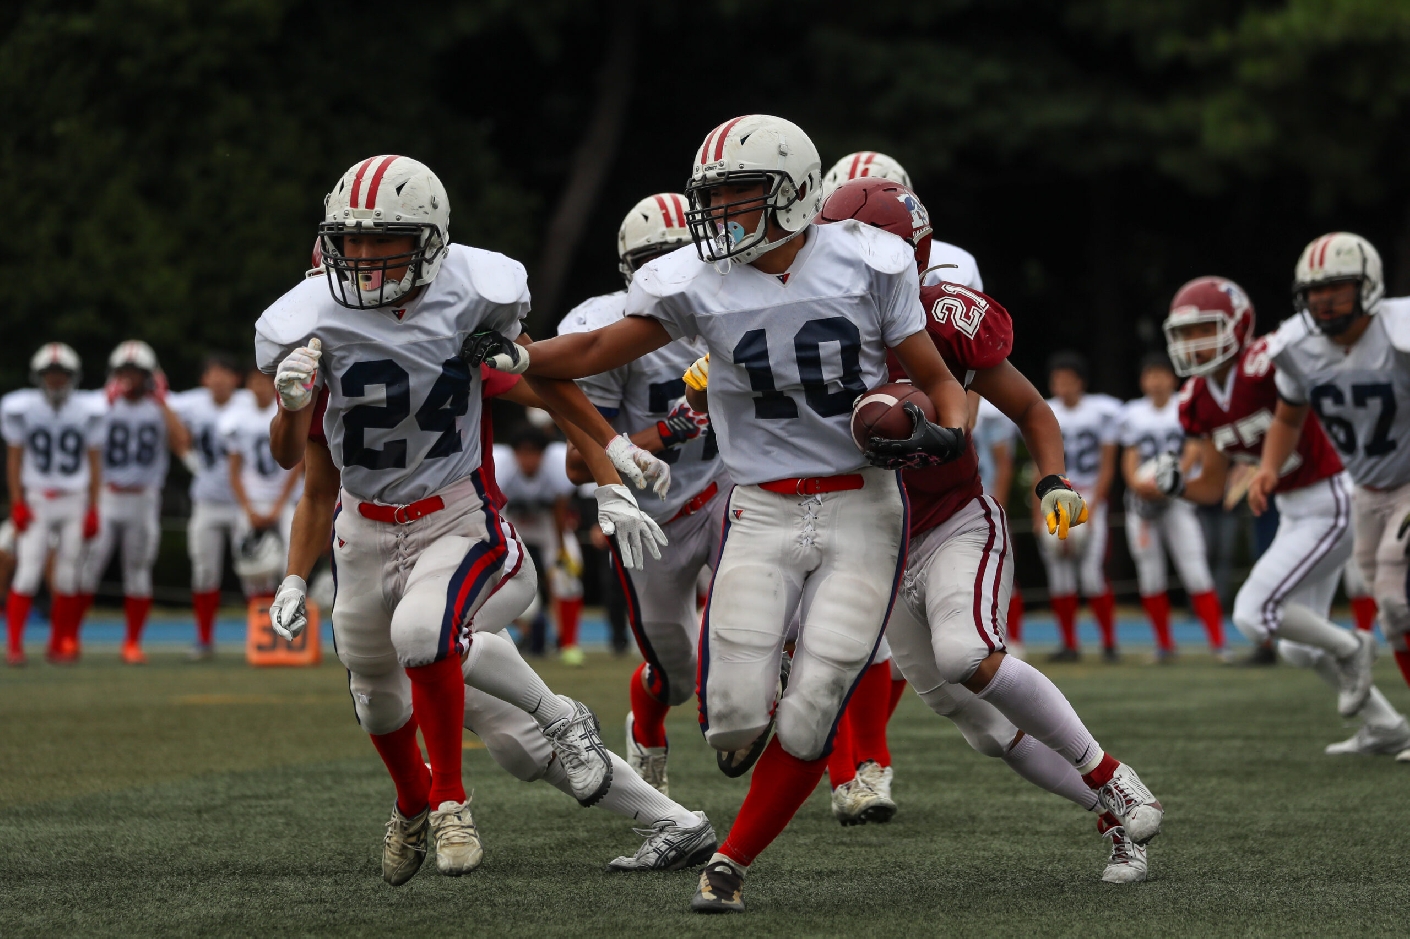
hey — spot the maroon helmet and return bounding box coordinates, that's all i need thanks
[1163,276,1256,377]
[818,178,933,275]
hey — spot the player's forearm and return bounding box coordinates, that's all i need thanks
[285,492,334,580]
[1259,403,1306,476]
[228,456,251,514]
[161,405,191,456]
[87,450,101,507]
[1181,460,1229,506]
[274,463,304,510]
[1013,404,1065,480]
[269,406,313,470]
[1094,446,1117,503]
[686,387,707,413]
[557,421,624,488]
[7,446,24,507]
[522,319,670,380]
[526,376,619,449]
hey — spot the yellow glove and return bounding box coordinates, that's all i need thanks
[683,353,710,392]
[1036,474,1089,540]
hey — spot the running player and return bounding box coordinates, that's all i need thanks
[1040,352,1122,661]
[3,343,104,665]
[974,394,1026,656]
[1118,353,1226,660]
[77,341,192,664]
[1159,275,1397,755]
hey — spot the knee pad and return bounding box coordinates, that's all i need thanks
[947,697,1019,759]
[344,665,412,737]
[931,632,987,686]
[464,694,551,783]
[774,709,830,762]
[705,722,773,756]
[389,595,450,668]
[1232,591,1272,646]
[472,562,538,634]
[641,622,698,707]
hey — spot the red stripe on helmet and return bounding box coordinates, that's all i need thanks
[1317,235,1333,268]
[652,194,674,229]
[363,155,401,210]
[858,152,877,177]
[848,152,864,179]
[348,157,377,209]
[712,117,746,161]
[670,194,687,227]
[698,121,726,165]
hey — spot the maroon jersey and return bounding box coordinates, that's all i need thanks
[886,282,1014,536]
[1178,335,1342,493]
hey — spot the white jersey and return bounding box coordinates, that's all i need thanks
[1271,302,1410,490]
[255,243,529,504]
[627,221,925,486]
[171,387,253,505]
[99,396,169,489]
[972,397,1016,496]
[494,441,575,548]
[0,389,104,494]
[1118,396,1185,464]
[922,240,983,291]
[1048,393,1123,492]
[219,399,291,505]
[559,291,724,521]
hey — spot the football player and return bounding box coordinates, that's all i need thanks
[170,353,252,658]
[3,344,104,665]
[1250,234,1410,710]
[557,192,727,798]
[1157,276,1400,755]
[822,178,1163,882]
[76,341,192,664]
[1118,353,1226,661]
[1039,352,1123,661]
[255,155,670,883]
[973,397,1026,655]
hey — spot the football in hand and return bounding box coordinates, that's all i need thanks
[850,382,936,451]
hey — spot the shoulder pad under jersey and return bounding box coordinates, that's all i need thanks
[1,388,37,415]
[1176,378,1205,432]
[632,244,709,299]
[918,282,1013,369]
[835,220,914,276]
[1377,297,1410,351]
[1264,313,1313,359]
[558,291,627,336]
[254,276,326,355]
[453,245,529,306]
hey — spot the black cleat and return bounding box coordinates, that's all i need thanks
[1102,646,1121,664]
[1238,643,1278,667]
[1048,647,1081,663]
[692,860,745,913]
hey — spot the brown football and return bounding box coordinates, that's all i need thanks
[850,382,935,451]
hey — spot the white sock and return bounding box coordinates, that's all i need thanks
[975,655,1102,769]
[461,630,571,726]
[1278,603,1359,658]
[1002,733,1101,811]
[596,753,697,828]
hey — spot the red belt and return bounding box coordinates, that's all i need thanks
[357,495,446,524]
[107,483,148,494]
[758,474,864,496]
[667,481,720,524]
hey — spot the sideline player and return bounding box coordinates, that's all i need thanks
[171,354,251,658]
[1251,234,1410,713]
[1157,276,1396,754]
[558,191,725,797]
[1040,352,1122,661]
[4,344,103,665]
[822,178,1163,882]
[77,341,192,664]
[255,155,671,883]
[1118,353,1226,660]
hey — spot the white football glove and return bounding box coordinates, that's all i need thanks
[270,574,308,641]
[1036,474,1089,540]
[594,484,667,570]
[274,338,322,411]
[181,449,204,478]
[605,434,671,499]
[1152,453,1185,497]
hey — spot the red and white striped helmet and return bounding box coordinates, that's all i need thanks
[822,151,912,197]
[1163,276,1255,378]
[1293,232,1383,335]
[685,115,822,266]
[318,155,450,308]
[617,193,690,285]
[29,342,82,406]
[108,339,158,374]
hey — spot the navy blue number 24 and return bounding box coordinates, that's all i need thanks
[341,359,472,470]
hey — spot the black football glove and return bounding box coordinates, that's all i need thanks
[459,331,529,373]
[657,400,709,448]
[865,402,966,469]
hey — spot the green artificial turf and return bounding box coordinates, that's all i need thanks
[2,649,1408,937]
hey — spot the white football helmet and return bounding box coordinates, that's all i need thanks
[822,151,912,197]
[29,342,82,408]
[318,155,450,309]
[108,339,159,374]
[618,193,690,284]
[1293,232,1384,335]
[685,115,823,266]
[234,529,285,582]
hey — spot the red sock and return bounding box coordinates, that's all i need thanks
[1089,590,1117,650]
[48,594,76,656]
[192,590,220,646]
[1190,590,1226,650]
[1051,594,1079,649]
[847,662,893,767]
[405,657,466,807]
[1008,589,1025,645]
[1140,593,1174,652]
[719,737,828,867]
[887,677,907,720]
[1394,649,1410,689]
[6,590,32,656]
[369,717,432,817]
[827,713,856,787]
[1081,752,1120,788]
[555,596,582,648]
[1351,596,1378,632]
[629,661,670,749]
[77,592,95,623]
[123,596,152,645]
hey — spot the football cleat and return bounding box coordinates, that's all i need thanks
[186,643,215,662]
[544,696,613,807]
[625,713,669,796]
[857,759,894,803]
[606,811,717,872]
[1097,812,1148,883]
[1335,631,1377,718]
[1239,643,1278,667]
[1093,763,1163,845]
[382,803,429,886]
[691,858,746,914]
[718,653,790,778]
[1396,747,1410,763]
[1325,718,1410,756]
[831,775,897,827]
[6,648,26,667]
[428,798,483,876]
[1101,646,1121,664]
[1048,647,1081,663]
[121,641,146,665]
[559,645,585,667]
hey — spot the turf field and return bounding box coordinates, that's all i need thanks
[3,643,1408,937]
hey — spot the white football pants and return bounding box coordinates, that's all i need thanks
[1037,498,1108,597]
[80,487,160,597]
[1351,482,1410,649]
[1124,497,1214,596]
[13,490,87,595]
[188,501,241,593]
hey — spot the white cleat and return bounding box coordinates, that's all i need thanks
[544,696,613,807]
[830,776,896,827]
[1396,747,1410,763]
[382,803,429,886]
[1326,718,1410,756]
[606,811,718,872]
[625,712,669,797]
[428,798,484,876]
[1336,631,1377,718]
[856,760,895,805]
[1097,812,1148,883]
[1093,762,1163,845]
